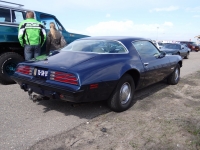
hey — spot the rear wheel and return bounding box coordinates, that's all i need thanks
[108,74,135,112]
[167,64,180,85]
[0,52,24,84]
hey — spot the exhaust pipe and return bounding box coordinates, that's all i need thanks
[20,84,28,91]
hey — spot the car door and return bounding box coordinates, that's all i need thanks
[180,45,188,56]
[174,44,183,57]
[0,8,26,42]
[132,40,172,87]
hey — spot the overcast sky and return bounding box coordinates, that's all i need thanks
[2,0,200,42]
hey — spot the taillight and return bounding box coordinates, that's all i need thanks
[50,71,78,85]
[16,65,33,75]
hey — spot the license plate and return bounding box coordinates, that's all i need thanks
[34,68,48,78]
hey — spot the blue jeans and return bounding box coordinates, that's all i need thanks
[24,45,41,60]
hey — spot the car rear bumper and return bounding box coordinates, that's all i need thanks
[11,74,116,103]
[11,75,86,103]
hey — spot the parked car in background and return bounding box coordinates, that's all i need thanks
[11,36,182,112]
[158,42,165,49]
[181,44,191,52]
[0,1,88,84]
[160,43,190,59]
[179,41,199,52]
[152,40,161,49]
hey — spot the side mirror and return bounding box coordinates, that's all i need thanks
[158,51,166,58]
[41,21,46,26]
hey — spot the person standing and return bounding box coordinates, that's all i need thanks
[46,22,66,55]
[18,11,46,60]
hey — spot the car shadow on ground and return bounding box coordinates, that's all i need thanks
[35,80,169,119]
[134,80,169,101]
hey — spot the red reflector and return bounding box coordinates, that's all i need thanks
[90,84,98,89]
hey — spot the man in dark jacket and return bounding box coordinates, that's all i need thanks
[18,11,46,60]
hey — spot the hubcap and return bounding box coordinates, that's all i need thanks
[174,68,179,81]
[120,82,131,105]
[4,62,17,75]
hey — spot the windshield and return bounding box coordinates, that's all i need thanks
[61,40,128,53]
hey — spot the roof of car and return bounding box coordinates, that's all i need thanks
[0,3,28,11]
[0,4,55,17]
[78,36,149,42]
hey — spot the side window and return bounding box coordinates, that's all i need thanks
[132,41,160,58]
[165,44,172,49]
[40,14,62,30]
[11,10,25,24]
[176,44,181,50]
[106,41,127,53]
[0,8,11,22]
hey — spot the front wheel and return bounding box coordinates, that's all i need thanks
[108,74,135,112]
[167,64,180,85]
[184,52,189,59]
[0,52,24,84]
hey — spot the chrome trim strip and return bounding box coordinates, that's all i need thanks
[0,23,18,27]
[62,39,129,54]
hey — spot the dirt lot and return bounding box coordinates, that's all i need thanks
[29,70,200,150]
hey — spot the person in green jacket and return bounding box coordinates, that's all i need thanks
[18,11,46,60]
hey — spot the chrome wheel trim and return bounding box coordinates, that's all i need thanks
[120,82,131,105]
[174,68,179,81]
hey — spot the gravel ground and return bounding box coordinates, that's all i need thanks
[30,70,200,150]
[0,52,200,150]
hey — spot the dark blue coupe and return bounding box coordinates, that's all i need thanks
[12,36,182,112]
[160,43,190,59]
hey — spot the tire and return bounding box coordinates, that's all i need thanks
[108,74,135,112]
[0,52,24,84]
[167,64,180,85]
[184,52,189,59]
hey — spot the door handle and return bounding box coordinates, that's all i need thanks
[144,63,149,66]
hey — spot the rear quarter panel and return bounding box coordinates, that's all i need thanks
[166,55,182,68]
[70,53,144,86]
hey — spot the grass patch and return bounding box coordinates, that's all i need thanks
[129,141,138,148]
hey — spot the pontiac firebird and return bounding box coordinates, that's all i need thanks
[11,36,182,112]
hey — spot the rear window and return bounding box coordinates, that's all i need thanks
[165,44,180,49]
[180,41,196,45]
[61,40,128,54]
